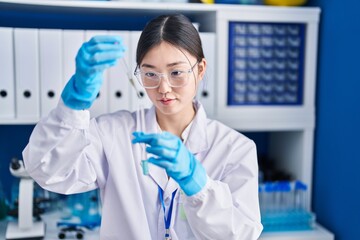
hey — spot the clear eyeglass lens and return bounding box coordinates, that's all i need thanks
[138,70,190,88]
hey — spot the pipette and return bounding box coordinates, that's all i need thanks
[121,58,149,175]
[121,58,142,99]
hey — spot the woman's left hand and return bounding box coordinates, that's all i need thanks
[132,131,207,196]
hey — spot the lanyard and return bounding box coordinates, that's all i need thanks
[158,186,178,240]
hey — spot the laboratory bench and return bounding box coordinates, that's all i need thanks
[0,216,333,240]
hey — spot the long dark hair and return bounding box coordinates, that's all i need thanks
[136,14,204,66]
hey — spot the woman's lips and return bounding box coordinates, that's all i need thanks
[159,98,174,105]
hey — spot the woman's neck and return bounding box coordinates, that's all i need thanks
[156,106,196,138]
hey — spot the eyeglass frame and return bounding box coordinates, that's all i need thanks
[133,61,199,89]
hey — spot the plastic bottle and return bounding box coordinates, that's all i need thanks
[264,182,274,213]
[294,180,308,211]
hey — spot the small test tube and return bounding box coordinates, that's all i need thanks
[135,104,148,176]
[141,160,149,176]
[139,104,148,176]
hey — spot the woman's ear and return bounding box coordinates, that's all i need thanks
[197,58,207,80]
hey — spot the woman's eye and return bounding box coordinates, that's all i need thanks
[145,72,157,78]
[171,71,184,77]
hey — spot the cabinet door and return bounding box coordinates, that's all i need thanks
[199,32,216,118]
[14,28,40,120]
[129,31,153,112]
[39,29,63,117]
[108,31,131,113]
[0,27,15,119]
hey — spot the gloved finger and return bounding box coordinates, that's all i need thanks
[154,132,180,149]
[147,157,174,170]
[145,145,177,160]
[85,36,126,57]
[86,42,126,53]
[87,51,124,66]
[76,59,118,76]
[132,132,159,145]
[132,131,179,148]
[78,47,124,66]
[132,131,145,138]
[132,133,180,152]
[77,56,119,71]
[88,35,123,45]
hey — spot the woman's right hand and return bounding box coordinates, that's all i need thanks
[61,35,126,110]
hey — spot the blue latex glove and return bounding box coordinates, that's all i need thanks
[132,131,207,196]
[61,35,126,110]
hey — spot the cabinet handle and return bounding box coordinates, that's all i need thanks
[115,91,122,98]
[47,90,55,98]
[0,90,7,98]
[23,90,31,98]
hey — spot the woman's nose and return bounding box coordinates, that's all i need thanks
[158,75,172,93]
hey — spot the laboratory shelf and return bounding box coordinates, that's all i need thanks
[259,224,334,240]
[0,119,38,125]
[0,0,320,131]
[0,0,320,13]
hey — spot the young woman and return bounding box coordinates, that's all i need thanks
[23,14,262,239]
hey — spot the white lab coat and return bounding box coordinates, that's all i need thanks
[23,100,263,240]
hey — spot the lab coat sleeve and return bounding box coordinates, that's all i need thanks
[22,100,109,195]
[182,139,263,240]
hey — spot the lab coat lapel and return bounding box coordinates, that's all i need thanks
[164,178,179,199]
[185,101,210,156]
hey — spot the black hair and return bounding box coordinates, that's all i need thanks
[136,14,204,66]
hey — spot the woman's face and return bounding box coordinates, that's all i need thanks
[139,42,206,118]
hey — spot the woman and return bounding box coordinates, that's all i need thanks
[23,14,262,239]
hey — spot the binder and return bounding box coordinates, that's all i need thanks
[130,31,153,112]
[14,28,40,120]
[107,31,131,112]
[39,29,63,117]
[199,32,216,118]
[85,30,109,118]
[0,27,15,119]
[62,30,84,86]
